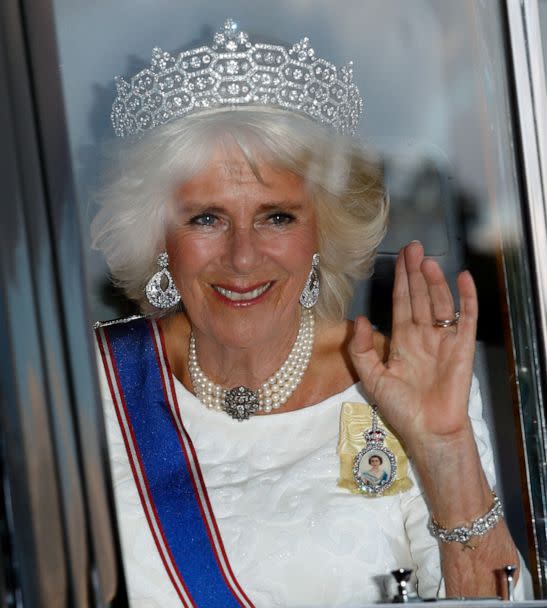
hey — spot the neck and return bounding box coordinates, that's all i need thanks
[191,310,304,390]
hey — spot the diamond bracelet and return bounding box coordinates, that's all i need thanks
[428,492,504,547]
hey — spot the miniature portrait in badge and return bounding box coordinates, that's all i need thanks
[352,408,398,495]
[354,448,395,494]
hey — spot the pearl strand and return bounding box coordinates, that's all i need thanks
[188,308,315,416]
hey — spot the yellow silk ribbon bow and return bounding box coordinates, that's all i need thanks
[337,402,413,497]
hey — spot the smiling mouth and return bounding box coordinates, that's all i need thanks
[212,282,272,302]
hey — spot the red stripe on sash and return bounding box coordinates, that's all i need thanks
[97,328,197,607]
[151,320,255,608]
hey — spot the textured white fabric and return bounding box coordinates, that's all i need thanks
[98,355,531,607]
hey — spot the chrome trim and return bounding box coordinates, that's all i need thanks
[507,1,547,346]
[2,1,93,605]
[18,0,122,603]
[506,0,547,594]
[526,1,547,188]
[0,6,68,603]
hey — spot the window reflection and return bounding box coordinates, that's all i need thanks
[51,0,543,598]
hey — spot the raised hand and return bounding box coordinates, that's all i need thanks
[349,241,521,596]
[349,241,478,452]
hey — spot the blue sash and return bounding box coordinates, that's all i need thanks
[96,317,253,607]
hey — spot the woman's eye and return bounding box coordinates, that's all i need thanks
[268,212,295,226]
[190,213,217,226]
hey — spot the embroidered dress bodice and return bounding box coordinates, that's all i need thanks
[97,321,530,607]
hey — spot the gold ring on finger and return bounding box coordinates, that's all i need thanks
[433,311,460,328]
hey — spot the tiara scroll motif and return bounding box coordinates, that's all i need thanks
[111,19,363,138]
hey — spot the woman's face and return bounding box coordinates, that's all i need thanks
[369,456,381,468]
[165,142,318,349]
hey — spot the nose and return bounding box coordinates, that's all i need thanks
[225,226,261,274]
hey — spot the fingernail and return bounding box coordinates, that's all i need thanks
[410,240,421,245]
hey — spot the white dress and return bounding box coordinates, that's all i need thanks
[98,358,531,607]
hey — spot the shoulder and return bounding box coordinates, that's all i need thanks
[93,314,148,332]
[93,314,161,354]
[93,314,160,389]
[93,314,150,382]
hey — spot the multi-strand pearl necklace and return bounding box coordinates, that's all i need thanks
[188,308,315,420]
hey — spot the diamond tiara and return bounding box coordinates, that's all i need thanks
[111,19,363,138]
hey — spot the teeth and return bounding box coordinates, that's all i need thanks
[214,282,271,301]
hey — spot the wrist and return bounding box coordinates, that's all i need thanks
[406,423,495,526]
[428,491,504,549]
[405,417,475,464]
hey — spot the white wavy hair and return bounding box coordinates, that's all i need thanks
[91,106,388,320]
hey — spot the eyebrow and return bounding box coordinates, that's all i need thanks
[179,201,306,214]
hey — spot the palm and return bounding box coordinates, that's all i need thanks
[350,243,478,449]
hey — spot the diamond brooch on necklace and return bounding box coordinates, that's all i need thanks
[188,308,315,420]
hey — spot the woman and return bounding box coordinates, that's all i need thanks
[361,455,389,488]
[93,20,530,606]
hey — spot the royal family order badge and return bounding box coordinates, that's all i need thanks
[352,407,397,495]
[337,402,412,497]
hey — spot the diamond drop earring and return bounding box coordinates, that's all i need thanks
[299,253,320,309]
[145,252,181,309]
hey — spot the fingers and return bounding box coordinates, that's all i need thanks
[349,316,377,357]
[349,316,385,395]
[392,249,412,325]
[457,270,478,345]
[404,242,432,325]
[394,242,477,340]
[421,257,456,323]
